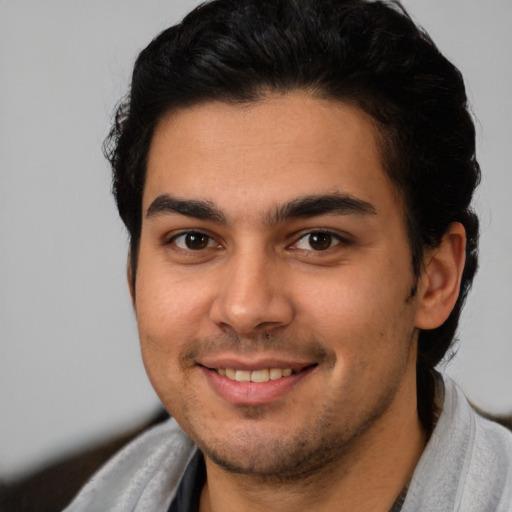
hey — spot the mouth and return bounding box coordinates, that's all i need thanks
[198,361,317,405]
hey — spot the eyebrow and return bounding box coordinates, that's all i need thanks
[146,195,226,223]
[268,193,377,224]
[146,192,376,224]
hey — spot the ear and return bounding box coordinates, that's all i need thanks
[414,222,466,330]
[127,254,136,306]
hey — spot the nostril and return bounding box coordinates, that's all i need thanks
[208,268,295,335]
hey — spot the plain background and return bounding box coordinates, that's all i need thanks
[1,0,511,482]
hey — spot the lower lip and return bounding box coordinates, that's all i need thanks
[200,366,315,405]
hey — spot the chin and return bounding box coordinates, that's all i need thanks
[187,414,364,481]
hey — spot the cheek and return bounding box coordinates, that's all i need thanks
[135,289,197,413]
[136,264,210,336]
[297,269,393,331]
[295,263,414,367]
[134,274,204,384]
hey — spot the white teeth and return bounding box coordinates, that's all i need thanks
[218,368,294,382]
[251,369,270,383]
[235,370,251,382]
[269,368,283,380]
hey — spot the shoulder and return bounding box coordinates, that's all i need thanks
[444,375,512,469]
[404,373,512,511]
[441,375,512,511]
[460,405,512,510]
[63,417,196,512]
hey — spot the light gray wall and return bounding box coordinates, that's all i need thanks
[1,0,510,481]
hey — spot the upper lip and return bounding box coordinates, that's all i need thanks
[198,354,316,372]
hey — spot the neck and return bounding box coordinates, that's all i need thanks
[200,369,426,512]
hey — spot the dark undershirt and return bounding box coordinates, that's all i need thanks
[168,450,206,512]
[168,451,407,512]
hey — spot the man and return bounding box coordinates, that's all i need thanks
[64,0,512,510]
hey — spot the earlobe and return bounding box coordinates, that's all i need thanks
[414,222,466,330]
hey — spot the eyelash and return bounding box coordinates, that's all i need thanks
[291,230,349,252]
[165,229,351,254]
[166,231,220,251]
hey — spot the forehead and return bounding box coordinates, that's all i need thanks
[144,93,401,219]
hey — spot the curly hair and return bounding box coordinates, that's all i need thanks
[105,0,480,431]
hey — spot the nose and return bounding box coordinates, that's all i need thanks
[209,250,294,335]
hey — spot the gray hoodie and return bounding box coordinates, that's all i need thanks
[63,375,512,511]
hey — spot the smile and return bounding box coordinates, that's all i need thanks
[217,368,294,382]
[201,363,317,405]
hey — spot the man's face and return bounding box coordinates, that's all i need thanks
[135,93,424,477]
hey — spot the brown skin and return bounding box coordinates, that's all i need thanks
[132,93,466,511]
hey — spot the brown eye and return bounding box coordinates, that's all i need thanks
[308,232,333,251]
[173,232,213,250]
[294,231,341,251]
